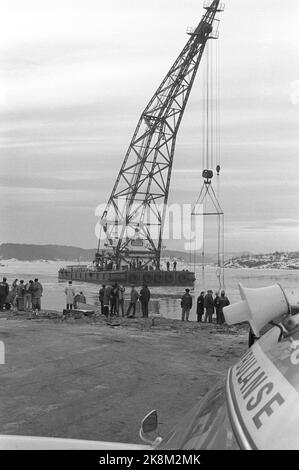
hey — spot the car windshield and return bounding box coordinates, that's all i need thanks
[156,381,239,450]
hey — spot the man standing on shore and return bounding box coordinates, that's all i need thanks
[204,290,214,323]
[24,280,34,312]
[0,277,9,311]
[196,291,205,322]
[110,283,119,316]
[219,290,230,325]
[32,278,43,315]
[64,280,75,310]
[181,288,192,321]
[103,285,112,319]
[99,285,105,315]
[16,280,25,311]
[139,283,151,318]
[117,285,125,317]
[214,292,221,324]
[126,285,139,318]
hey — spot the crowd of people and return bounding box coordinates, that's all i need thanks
[98,283,151,320]
[95,283,229,324]
[0,274,230,326]
[181,288,230,324]
[93,253,160,272]
[0,277,43,316]
[91,252,182,273]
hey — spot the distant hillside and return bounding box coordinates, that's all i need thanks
[0,244,202,263]
[0,243,253,263]
[0,244,96,261]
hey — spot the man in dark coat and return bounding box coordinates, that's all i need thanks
[110,283,119,316]
[99,285,105,315]
[0,277,9,310]
[219,290,230,324]
[181,288,192,321]
[196,291,205,322]
[139,284,151,318]
[103,285,112,318]
[204,290,214,323]
[214,292,221,324]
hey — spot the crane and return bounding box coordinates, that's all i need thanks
[95,1,224,272]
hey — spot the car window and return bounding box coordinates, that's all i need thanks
[157,382,239,450]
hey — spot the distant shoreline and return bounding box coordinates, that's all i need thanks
[1,258,299,271]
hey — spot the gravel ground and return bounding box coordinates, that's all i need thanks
[0,311,248,445]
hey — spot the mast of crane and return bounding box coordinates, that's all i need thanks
[96,1,224,269]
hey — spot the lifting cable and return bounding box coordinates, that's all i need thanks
[191,36,224,290]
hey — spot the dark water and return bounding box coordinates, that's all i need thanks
[1,262,298,321]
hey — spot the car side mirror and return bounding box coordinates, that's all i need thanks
[139,410,162,446]
[142,410,158,434]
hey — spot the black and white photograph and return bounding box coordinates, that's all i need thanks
[0,0,299,455]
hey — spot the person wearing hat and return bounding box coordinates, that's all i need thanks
[110,283,119,316]
[126,285,139,318]
[139,283,151,318]
[117,285,125,317]
[181,288,192,321]
[204,290,214,323]
[16,280,26,311]
[65,281,75,310]
[196,291,205,322]
[0,277,9,311]
[32,278,43,315]
[24,280,34,312]
[218,290,230,324]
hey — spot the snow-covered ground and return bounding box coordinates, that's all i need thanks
[224,252,299,270]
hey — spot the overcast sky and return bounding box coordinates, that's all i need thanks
[0,0,299,253]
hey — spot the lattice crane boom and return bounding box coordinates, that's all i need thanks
[97,1,224,268]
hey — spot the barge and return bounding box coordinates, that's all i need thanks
[58,265,195,287]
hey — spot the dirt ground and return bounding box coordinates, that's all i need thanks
[0,312,248,445]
